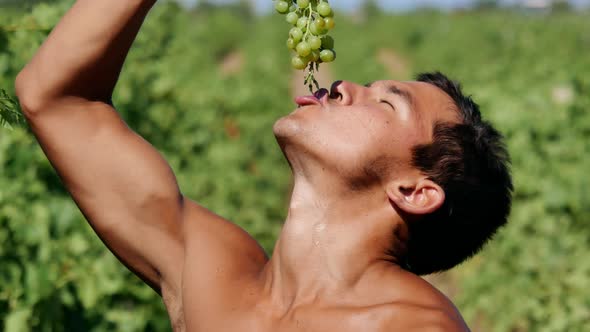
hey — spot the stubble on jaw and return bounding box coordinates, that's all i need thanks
[347,153,401,192]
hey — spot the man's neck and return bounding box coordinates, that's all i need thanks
[262,174,404,312]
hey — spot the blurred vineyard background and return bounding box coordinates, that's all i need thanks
[1,0,589,331]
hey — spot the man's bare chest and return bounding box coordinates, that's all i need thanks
[167,294,393,332]
[163,265,463,331]
[178,308,387,332]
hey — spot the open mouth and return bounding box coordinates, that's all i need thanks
[294,88,329,108]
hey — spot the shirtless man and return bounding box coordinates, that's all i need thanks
[15,0,513,331]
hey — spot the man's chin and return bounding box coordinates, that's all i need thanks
[273,114,303,142]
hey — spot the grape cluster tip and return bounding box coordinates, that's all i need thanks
[274,0,336,93]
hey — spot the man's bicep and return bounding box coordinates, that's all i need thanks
[27,99,184,288]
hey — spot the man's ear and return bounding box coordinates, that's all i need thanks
[386,179,445,216]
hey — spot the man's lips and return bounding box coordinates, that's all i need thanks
[294,88,330,107]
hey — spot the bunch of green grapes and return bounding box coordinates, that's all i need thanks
[274,0,336,92]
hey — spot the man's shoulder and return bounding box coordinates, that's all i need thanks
[366,271,470,331]
[376,301,470,332]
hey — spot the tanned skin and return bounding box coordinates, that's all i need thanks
[16,1,471,331]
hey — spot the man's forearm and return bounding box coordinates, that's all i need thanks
[16,0,156,109]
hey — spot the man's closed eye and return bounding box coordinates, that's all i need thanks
[380,100,395,111]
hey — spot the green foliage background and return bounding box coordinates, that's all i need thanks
[0,1,589,331]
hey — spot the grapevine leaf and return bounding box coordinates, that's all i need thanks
[0,89,25,129]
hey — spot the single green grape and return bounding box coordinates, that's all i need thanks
[297,0,310,8]
[324,17,335,30]
[321,35,334,49]
[296,41,312,57]
[292,55,309,70]
[287,38,296,49]
[275,1,290,14]
[314,17,326,29]
[286,12,299,25]
[297,17,308,30]
[317,2,332,17]
[308,35,322,50]
[290,27,304,42]
[309,22,323,35]
[320,49,335,62]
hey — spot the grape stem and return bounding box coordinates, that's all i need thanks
[303,3,313,41]
[305,64,320,93]
[303,2,319,93]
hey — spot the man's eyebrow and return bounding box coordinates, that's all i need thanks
[365,81,413,102]
[387,85,414,108]
[365,81,415,109]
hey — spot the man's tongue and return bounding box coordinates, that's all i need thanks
[294,88,330,106]
[295,95,319,106]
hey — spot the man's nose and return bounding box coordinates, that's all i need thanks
[329,80,363,106]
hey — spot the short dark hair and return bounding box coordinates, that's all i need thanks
[398,72,513,275]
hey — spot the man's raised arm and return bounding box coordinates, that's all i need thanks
[14,0,181,292]
[15,0,269,305]
[16,0,155,105]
